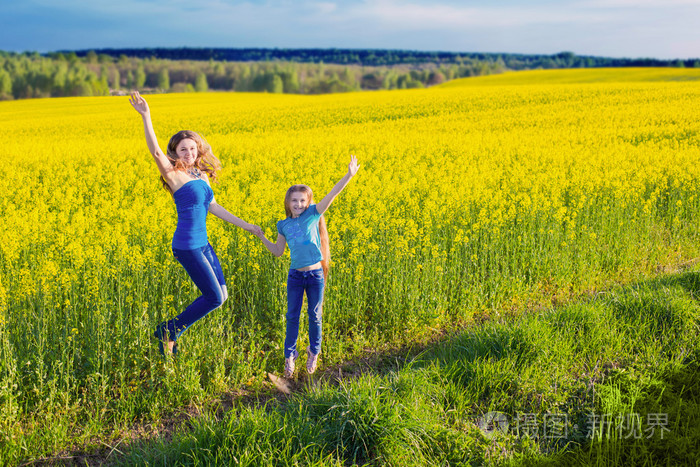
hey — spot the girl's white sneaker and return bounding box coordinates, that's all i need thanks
[284,350,299,378]
[306,347,319,374]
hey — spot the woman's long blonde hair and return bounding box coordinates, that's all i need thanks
[285,185,330,279]
[162,130,222,193]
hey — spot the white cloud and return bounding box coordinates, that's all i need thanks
[355,0,610,28]
[313,2,338,15]
[576,0,699,8]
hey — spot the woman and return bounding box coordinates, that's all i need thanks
[129,91,261,356]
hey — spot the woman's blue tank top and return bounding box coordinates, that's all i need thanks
[172,179,214,250]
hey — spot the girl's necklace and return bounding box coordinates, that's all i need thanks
[187,167,202,179]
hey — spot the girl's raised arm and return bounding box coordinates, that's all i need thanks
[316,154,360,215]
[129,91,175,181]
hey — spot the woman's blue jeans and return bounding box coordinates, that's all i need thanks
[162,243,227,341]
[285,268,324,358]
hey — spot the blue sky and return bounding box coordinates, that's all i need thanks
[2,0,698,59]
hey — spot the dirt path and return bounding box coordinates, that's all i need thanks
[20,331,450,467]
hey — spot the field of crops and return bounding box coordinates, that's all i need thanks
[1,68,700,463]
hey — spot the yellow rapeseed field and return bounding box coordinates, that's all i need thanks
[0,68,699,461]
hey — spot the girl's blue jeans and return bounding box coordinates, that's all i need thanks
[162,243,227,341]
[285,268,324,358]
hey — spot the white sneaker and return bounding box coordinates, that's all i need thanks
[306,347,319,374]
[284,350,299,378]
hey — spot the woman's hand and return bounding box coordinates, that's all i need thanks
[348,154,360,177]
[247,224,263,236]
[129,91,150,117]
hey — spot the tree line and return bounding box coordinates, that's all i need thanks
[1,48,697,101]
[0,50,502,100]
[68,47,700,69]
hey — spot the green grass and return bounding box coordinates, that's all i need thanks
[116,269,700,466]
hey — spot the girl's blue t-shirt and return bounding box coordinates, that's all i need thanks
[172,179,214,250]
[277,204,323,270]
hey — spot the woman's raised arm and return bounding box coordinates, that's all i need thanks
[129,91,174,181]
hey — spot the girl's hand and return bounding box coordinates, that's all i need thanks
[129,91,150,116]
[348,154,360,177]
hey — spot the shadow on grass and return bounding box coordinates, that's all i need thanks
[543,358,700,466]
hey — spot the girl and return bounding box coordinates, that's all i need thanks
[129,91,262,356]
[255,155,360,377]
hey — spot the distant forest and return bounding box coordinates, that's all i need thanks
[1,47,697,100]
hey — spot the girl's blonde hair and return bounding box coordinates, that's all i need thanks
[162,130,222,192]
[284,184,330,279]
